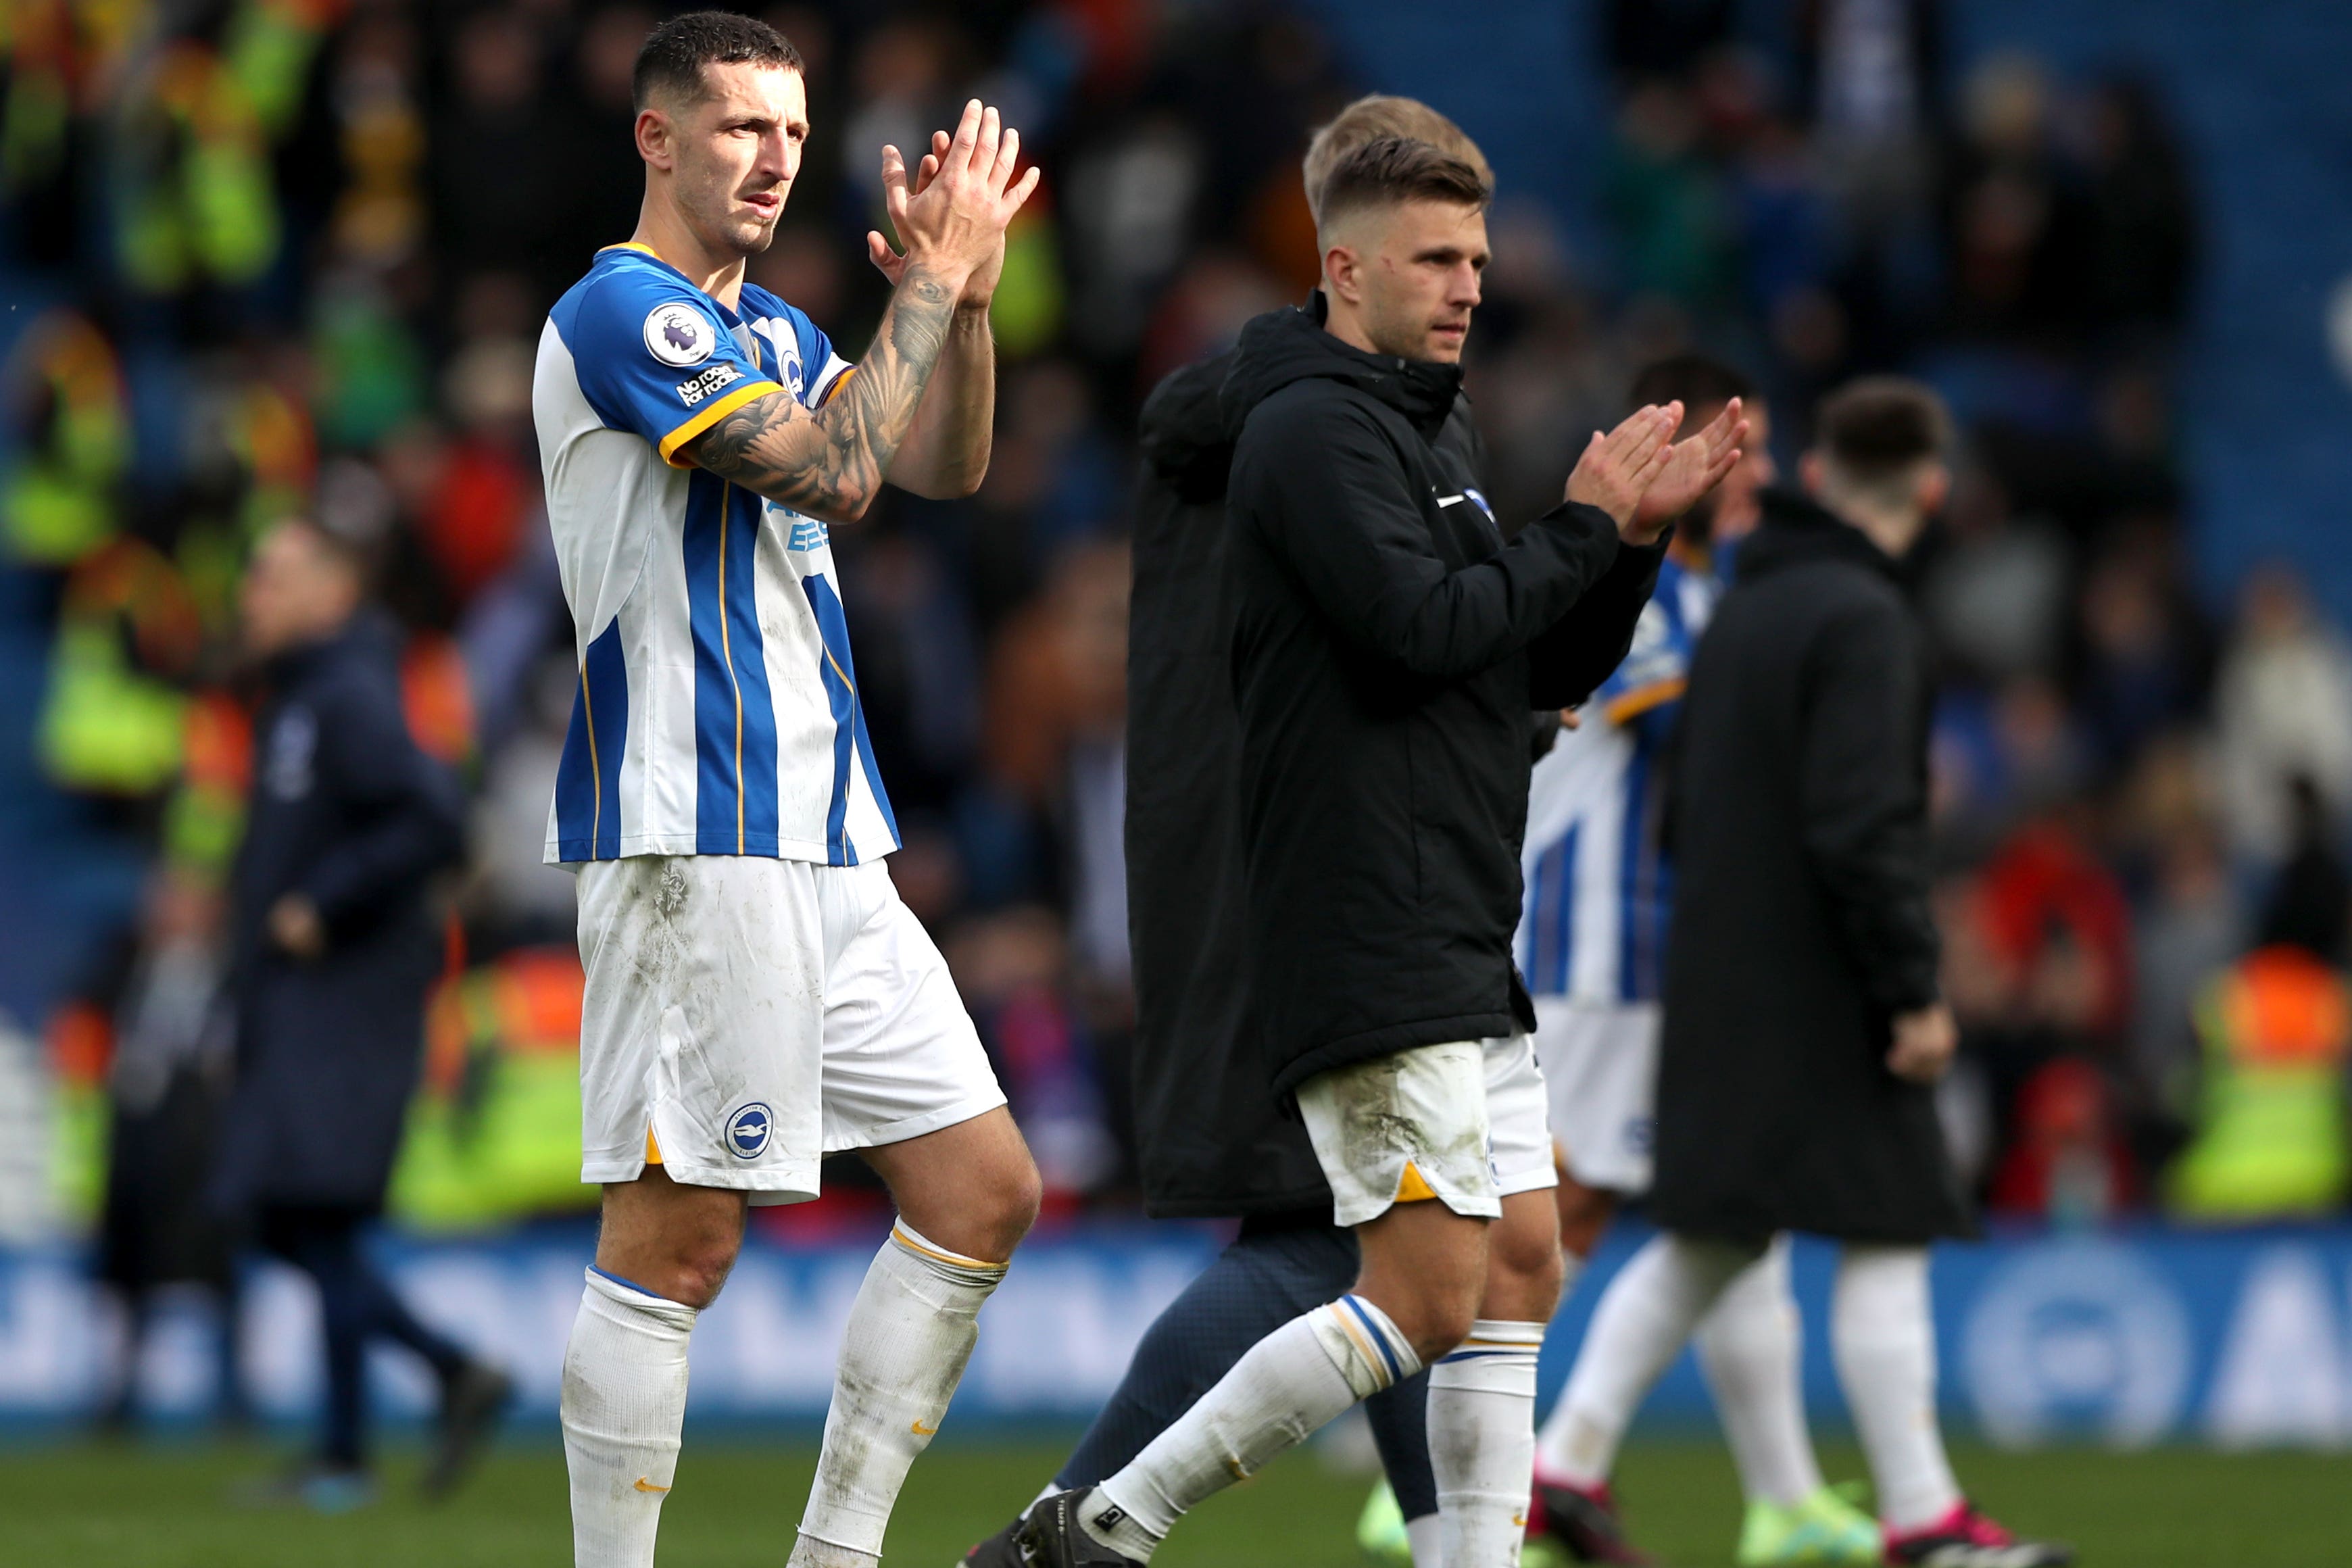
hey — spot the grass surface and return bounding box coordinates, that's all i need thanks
[3,1434,2347,1566]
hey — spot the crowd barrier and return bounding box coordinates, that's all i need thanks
[1,1219,2348,1446]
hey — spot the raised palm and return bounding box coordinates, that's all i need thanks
[1632,398,1748,541]
[867,101,1036,303]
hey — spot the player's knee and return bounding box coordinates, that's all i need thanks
[1492,1221,1565,1314]
[987,1148,1044,1254]
[1398,1288,1481,1364]
[660,1239,741,1310]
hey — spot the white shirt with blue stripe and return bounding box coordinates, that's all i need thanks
[535,242,897,866]
[1517,555,1717,1004]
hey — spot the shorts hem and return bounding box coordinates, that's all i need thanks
[1496,1161,1561,1198]
[1330,1186,1504,1229]
[579,1157,820,1206]
[822,1089,1008,1153]
[1557,1154,1650,1194]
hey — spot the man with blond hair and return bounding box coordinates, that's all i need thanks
[1016,124,1743,1566]
[960,95,1497,1568]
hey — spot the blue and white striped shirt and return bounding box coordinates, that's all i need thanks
[1517,556,1716,1002]
[534,243,897,866]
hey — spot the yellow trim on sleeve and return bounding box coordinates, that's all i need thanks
[645,1123,663,1165]
[1395,1160,1439,1203]
[657,379,786,467]
[1601,676,1687,727]
[817,364,856,405]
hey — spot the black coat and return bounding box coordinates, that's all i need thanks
[1650,490,1973,1244]
[212,614,466,1214]
[1125,349,1495,1216]
[1221,301,1663,1097]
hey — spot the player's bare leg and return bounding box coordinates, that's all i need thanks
[1425,1189,1562,1568]
[562,1168,750,1568]
[789,1109,1041,1568]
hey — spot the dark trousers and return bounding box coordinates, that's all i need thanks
[1054,1209,1438,1520]
[257,1204,467,1469]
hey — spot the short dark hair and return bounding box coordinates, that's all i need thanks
[632,10,802,114]
[1815,376,1951,481]
[1628,353,1755,417]
[1317,136,1492,235]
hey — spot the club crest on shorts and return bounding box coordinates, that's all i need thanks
[643,302,714,367]
[726,1102,773,1159]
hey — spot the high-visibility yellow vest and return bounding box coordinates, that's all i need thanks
[2170,946,2351,1219]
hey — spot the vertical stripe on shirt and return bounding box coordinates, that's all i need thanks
[1523,827,1578,995]
[683,472,738,852]
[1617,743,1650,1002]
[802,572,862,866]
[554,617,629,860]
[684,475,781,854]
[725,484,781,854]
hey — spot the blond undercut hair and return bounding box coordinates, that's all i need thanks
[1302,95,1493,228]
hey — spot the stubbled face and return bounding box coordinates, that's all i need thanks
[1332,198,1489,363]
[647,62,807,258]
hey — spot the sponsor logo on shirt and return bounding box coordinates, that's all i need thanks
[675,362,743,407]
[784,511,829,552]
[643,302,715,367]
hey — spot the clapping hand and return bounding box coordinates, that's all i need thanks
[1631,398,1748,543]
[1565,403,1683,534]
[866,100,1037,309]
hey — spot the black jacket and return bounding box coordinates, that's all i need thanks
[1221,302,1664,1097]
[212,613,466,1214]
[1650,489,1972,1244]
[1125,348,1497,1216]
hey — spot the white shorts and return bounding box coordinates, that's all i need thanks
[1534,997,1658,1194]
[1296,1035,1557,1229]
[574,854,1006,1204]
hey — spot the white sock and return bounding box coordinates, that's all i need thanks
[1534,1233,1761,1488]
[1405,1511,1444,1568]
[1830,1246,1960,1533]
[562,1267,698,1568]
[1084,1295,1421,1562]
[1693,1237,1823,1507]
[1429,1320,1546,1568]
[791,1222,1009,1567]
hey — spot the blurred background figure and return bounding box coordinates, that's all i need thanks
[87,866,242,1436]
[209,520,506,1508]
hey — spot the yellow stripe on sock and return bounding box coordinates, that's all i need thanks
[891,1223,1008,1275]
[1327,1303,1383,1371]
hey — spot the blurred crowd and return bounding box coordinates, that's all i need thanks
[1,0,2347,1283]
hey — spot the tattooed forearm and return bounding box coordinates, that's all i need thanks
[885,303,996,499]
[689,268,962,521]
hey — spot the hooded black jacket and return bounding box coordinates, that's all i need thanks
[1650,488,1971,1244]
[1125,346,1497,1215]
[1221,302,1665,1096]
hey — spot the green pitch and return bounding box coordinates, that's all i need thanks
[3,1435,2345,1567]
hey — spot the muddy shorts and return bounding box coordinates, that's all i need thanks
[1295,1035,1557,1229]
[574,854,1006,1204]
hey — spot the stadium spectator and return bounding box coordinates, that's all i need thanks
[210,518,508,1506]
